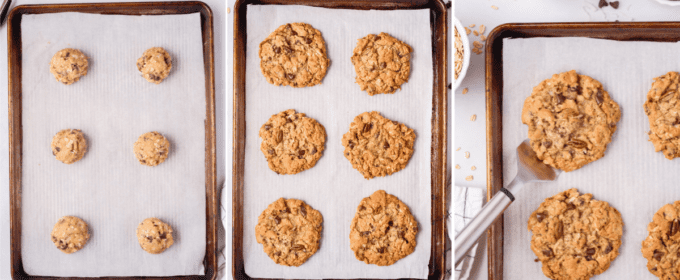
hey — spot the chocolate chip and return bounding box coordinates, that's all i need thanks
[267,149,274,155]
[585,255,594,261]
[654,249,664,261]
[376,36,382,41]
[598,0,608,8]
[65,52,70,57]
[359,206,365,211]
[55,146,61,152]
[374,206,382,213]
[298,150,306,156]
[542,248,553,257]
[274,216,280,224]
[291,30,298,36]
[670,219,680,237]
[383,142,390,149]
[536,212,546,223]
[311,147,317,155]
[284,47,292,54]
[377,247,386,253]
[555,221,564,240]
[274,251,282,256]
[72,64,79,71]
[153,75,161,81]
[388,221,393,226]
[306,38,312,44]
[555,93,566,104]
[164,57,170,66]
[380,62,386,69]
[141,160,146,163]
[273,46,281,54]
[287,73,295,80]
[362,231,370,237]
[586,248,596,256]
[149,74,157,81]
[604,243,613,254]
[160,232,167,239]
[567,85,582,94]
[264,124,271,130]
[59,241,68,250]
[300,206,307,217]
[291,244,304,251]
[137,62,143,69]
[348,141,355,149]
[363,123,373,133]
[566,203,576,211]
[542,141,552,149]
[596,90,604,105]
[146,236,153,243]
[610,1,619,8]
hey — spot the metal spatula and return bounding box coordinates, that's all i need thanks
[454,139,561,265]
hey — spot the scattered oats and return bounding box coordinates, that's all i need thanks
[491,5,499,10]
[455,164,461,169]
[456,147,461,151]
[470,114,477,121]
[480,35,487,41]
[466,175,474,181]
[472,48,479,54]
[471,166,477,171]
[465,27,471,35]
[473,30,479,36]
[455,27,464,80]
[479,25,486,34]
[464,151,470,158]
[227,7,231,13]
[462,88,468,94]
[473,41,483,48]
[469,24,476,28]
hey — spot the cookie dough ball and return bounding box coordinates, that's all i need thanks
[136,217,174,254]
[133,131,170,166]
[51,216,90,254]
[341,112,416,179]
[51,129,87,164]
[49,48,89,85]
[350,190,418,266]
[137,47,172,84]
[255,198,323,266]
[528,188,623,280]
[259,109,326,174]
[351,32,412,95]
[259,23,330,88]
[521,70,621,172]
[644,72,680,159]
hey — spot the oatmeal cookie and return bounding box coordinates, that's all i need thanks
[51,129,87,164]
[641,201,680,279]
[51,216,90,254]
[49,48,88,85]
[644,72,680,159]
[136,217,174,254]
[133,131,170,166]
[351,32,412,95]
[137,47,172,84]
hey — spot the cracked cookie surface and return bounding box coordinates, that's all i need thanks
[51,129,87,164]
[341,111,415,179]
[644,71,680,160]
[259,23,330,88]
[351,32,412,95]
[136,217,174,254]
[259,109,326,174]
[137,47,172,84]
[521,70,621,172]
[133,131,170,166]
[349,190,418,266]
[255,198,323,266]
[50,48,88,85]
[51,216,90,254]
[641,201,680,279]
[528,188,623,280]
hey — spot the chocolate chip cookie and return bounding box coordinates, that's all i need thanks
[641,201,680,279]
[255,198,323,266]
[349,190,418,266]
[528,188,623,280]
[644,71,680,160]
[49,48,89,85]
[341,112,415,179]
[521,70,621,172]
[133,131,170,167]
[351,32,412,95]
[51,216,90,254]
[51,129,87,164]
[259,109,326,174]
[136,217,174,254]
[137,47,172,84]
[259,23,330,88]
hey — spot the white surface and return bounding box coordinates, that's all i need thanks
[453,186,484,280]
[455,1,680,279]
[243,5,432,279]
[1,0,226,279]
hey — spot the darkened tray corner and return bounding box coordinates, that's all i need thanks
[8,2,217,279]
[484,22,680,280]
[232,1,448,280]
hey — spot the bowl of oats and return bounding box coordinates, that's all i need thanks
[454,18,470,91]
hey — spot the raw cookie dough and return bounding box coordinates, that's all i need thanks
[521,70,621,172]
[137,47,172,84]
[341,111,415,179]
[49,48,89,85]
[136,217,174,254]
[51,129,87,164]
[259,109,326,174]
[351,32,412,95]
[51,216,90,254]
[349,190,418,266]
[528,188,623,280]
[644,71,680,159]
[255,198,323,266]
[133,131,170,167]
[259,22,330,88]
[641,201,680,279]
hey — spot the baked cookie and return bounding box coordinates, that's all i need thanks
[644,72,680,159]
[255,198,323,266]
[133,131,170,167]
[259,109,326,174]
[528,188,623,280]
[136,217,174,254]
[51,216,90,254]
[51,129,87,164]
[49,48,88,85]
[137,47,172,84]
[349,190,418,266]
[641,201,680,279]
[341,112,415,179]
[351,32,412,95]
[521,70,621,172]
[259,23,330,88]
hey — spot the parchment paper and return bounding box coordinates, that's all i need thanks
[244,5,432,279]
[502,37,680,279]
[21,12,206,276]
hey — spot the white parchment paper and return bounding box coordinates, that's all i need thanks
[20,12,206,276]
[244,5,432,279]
[502,37,680,279]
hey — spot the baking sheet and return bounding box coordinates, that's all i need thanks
[502,37,680,279]
[244,5,432,279]
[20,12,206,276]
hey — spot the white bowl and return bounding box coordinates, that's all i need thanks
[454,17,471,91]
[654,0,680,6]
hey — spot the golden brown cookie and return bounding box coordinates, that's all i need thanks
[644,72,680,159]
[133,132,170,167]
[641,201,680,279]
[255,198,323,266]
[136,217,174,254]
[341,112,415,179]
[528,188,623,280]
[51,129,87,164]
[51,216,90,254]
[137,47,172,84]
[521,70,621,172]
[49,48,89,85]
[259,109,326,174]
[349,190,418,266]
[351,32,412,95]
[259,23,330,88]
